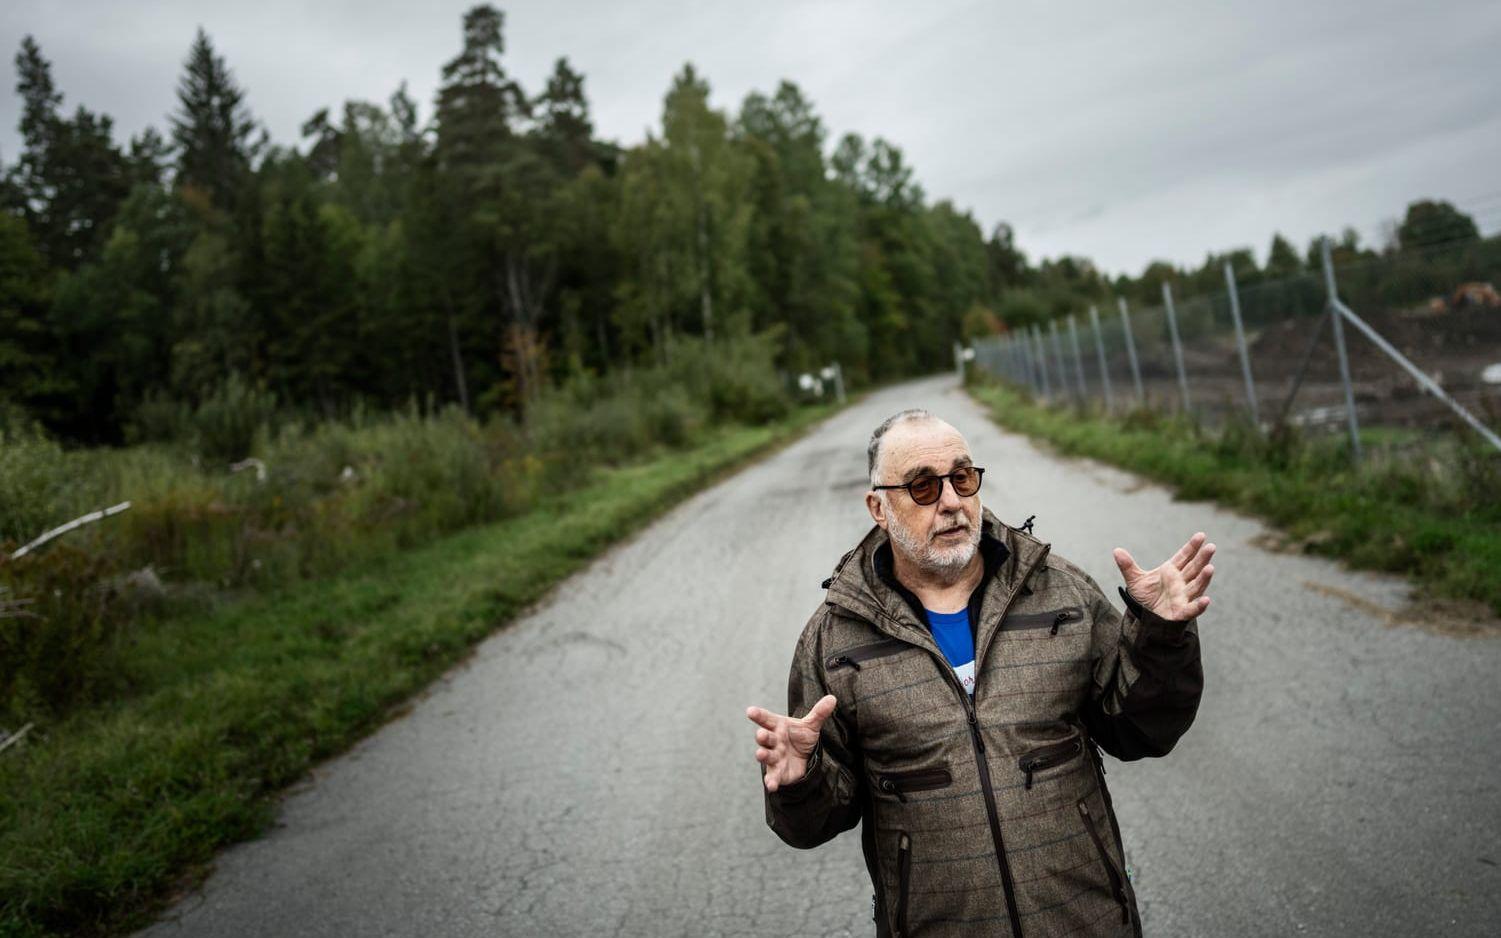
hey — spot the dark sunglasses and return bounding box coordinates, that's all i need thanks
[872,466,985,506]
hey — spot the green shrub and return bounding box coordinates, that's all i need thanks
[192,373,278,464]
[644,385,707,447]
[126,391,194,446]
[0,429,102,545]
[660,331,791,423]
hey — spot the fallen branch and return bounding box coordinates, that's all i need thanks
[10,501,132,560]
[0,722,34,755]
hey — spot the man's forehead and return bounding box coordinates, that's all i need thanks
[883,421,971,472]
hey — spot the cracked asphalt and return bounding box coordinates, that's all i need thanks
[140,375,1501,937]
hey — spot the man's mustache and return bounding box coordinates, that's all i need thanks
[931,515,973,540]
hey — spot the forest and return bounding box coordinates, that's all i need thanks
[0,5,1016,446]
[6,4,1484,449]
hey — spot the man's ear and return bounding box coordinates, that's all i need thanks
[865,490,887,528]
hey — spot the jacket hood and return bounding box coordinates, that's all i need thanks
[822,505,1052,647]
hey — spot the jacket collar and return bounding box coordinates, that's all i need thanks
[824,505,1052,652]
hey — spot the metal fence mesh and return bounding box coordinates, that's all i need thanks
[973,237,1501,458]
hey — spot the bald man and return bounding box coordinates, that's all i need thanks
[746,409,1210,937]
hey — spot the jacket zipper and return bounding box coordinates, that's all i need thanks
[960,693,1023,938]
[1078,801,1130,925]
[876,767,953,803]
[825,637,908,672]
[1082,735,1141,937]
[1018,737,1083,790]
[997,606,1082,634]
[954,549,1047,938]
[894,831,912,936]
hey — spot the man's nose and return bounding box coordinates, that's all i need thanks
[936,475,966,511]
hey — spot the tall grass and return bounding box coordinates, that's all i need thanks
[0,333,793,723]
[0,403,834,938]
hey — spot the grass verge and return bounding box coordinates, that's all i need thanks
[966,380,1501,617]
[0,403,836,938]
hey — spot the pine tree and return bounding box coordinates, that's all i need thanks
[7,36,130,267]
[434,4,525,179]
[534,57,594,175]
[170,28,260,211]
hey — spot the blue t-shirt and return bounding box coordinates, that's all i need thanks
[925,607,976,696]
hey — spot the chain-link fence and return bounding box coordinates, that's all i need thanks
[972,235,1501,461]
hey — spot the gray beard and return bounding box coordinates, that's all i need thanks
[885,502,981,580]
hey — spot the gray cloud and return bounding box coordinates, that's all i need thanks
[2,0,1498,275]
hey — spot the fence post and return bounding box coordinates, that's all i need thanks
[1320,237,1363,462]
[1222,262,1261,427]
[1023,331,1040,395]
[1117,297,1145,406]
[1031,324,1052,400]
[1049,320,1071,403]
[1160,283,1192,414]
[1088,305,1114,413]
[1067,315,1089,403]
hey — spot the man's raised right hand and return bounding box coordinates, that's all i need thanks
[745,695,838,793]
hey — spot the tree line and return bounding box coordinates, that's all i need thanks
[0,5,1024,445]
[1,4,1489,446]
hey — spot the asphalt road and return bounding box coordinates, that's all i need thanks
[141,375,1501,937]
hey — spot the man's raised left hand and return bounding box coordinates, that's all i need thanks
[1112,531,1215,622]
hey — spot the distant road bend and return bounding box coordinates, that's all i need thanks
[142,375,1501,937]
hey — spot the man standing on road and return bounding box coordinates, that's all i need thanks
[746,409,1211,937]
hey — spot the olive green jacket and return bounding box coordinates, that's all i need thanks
[764,507,1203,937]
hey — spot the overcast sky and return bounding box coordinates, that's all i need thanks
[3,0,1499,275]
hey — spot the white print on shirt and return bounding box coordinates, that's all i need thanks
[953,659,976,696]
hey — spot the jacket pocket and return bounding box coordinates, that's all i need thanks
[1077,799,1130,925]
[894,831,912,937]
[1018,736,1083,790]
[826,637,908,672]
[875,765,953,803]
[1001,606,1084,635]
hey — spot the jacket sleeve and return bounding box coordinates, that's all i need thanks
[1080,578,1204,761]
[762,608,865,849]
